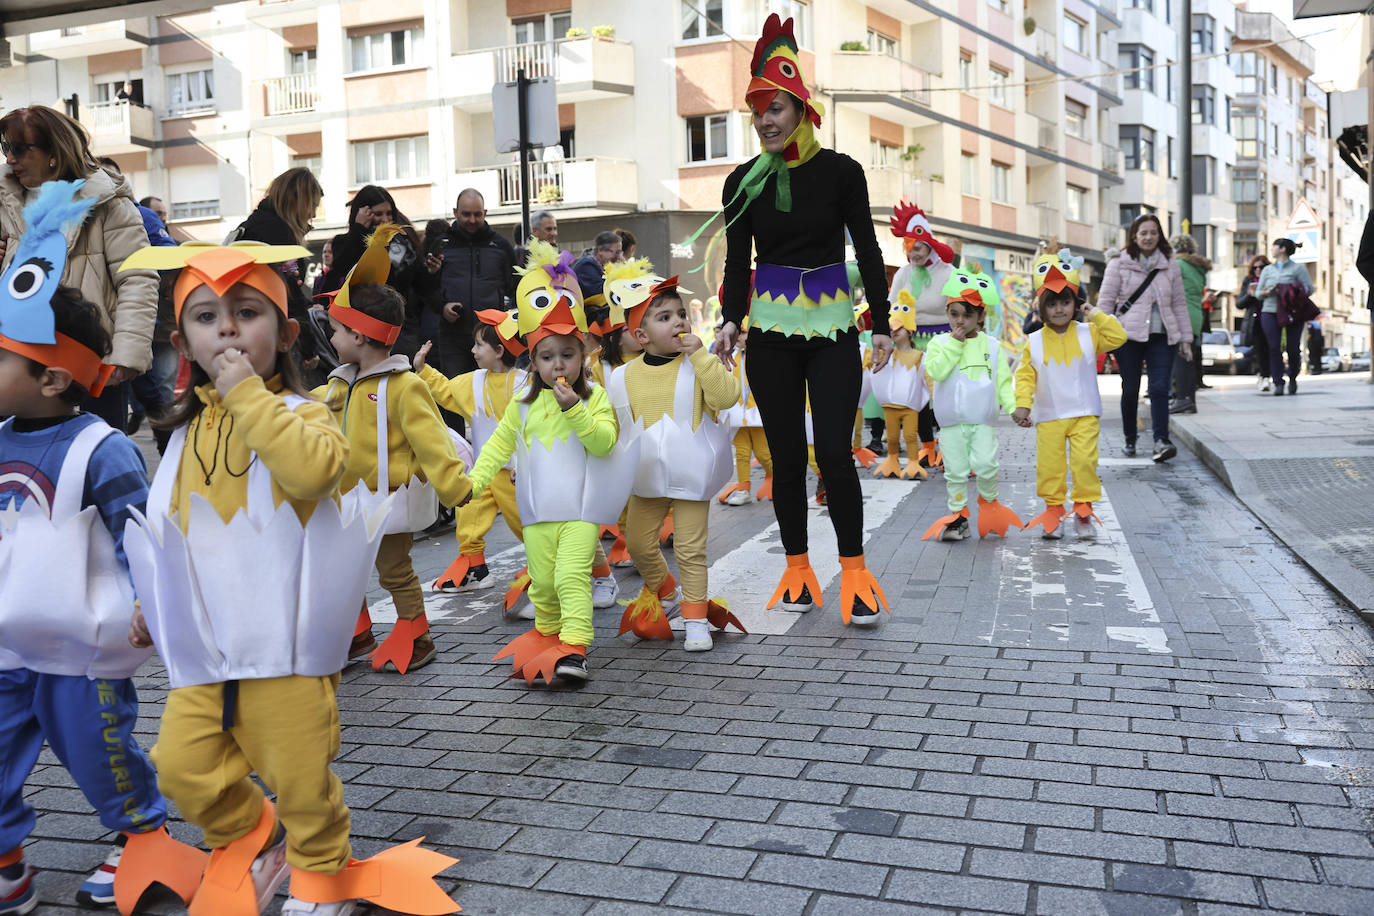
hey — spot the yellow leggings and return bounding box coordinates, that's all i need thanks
[1036,416,1102,505]
[626,496,710,610]
[151,675,349,873]
[455,470,521,554]
[882,406,919,457]
[524,520,598,646]
[734,428,773,483]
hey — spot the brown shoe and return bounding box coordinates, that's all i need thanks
[406,635,438,671]
[348,628,377,660]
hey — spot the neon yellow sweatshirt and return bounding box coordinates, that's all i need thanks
[924,331,1016,415]
[467,385,619,497]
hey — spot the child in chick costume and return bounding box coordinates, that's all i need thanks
[921,266,1024,542]
[118,240,458,916]
[0,182,205,916]
[1012,248,1127,539]
[607,278,748,652]
[472,241,639,684]
[869,289,930,481]
[315,224,474,674]
[717,319,775,506]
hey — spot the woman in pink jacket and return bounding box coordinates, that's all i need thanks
[1098,214,1193,462]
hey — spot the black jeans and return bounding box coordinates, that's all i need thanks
[1260,312,1301,386]
[1116,334,1175,444]
[746,332,864,557]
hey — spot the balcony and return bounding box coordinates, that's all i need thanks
[245,0,324,28]
[450,38,634,112]
[1236,11,1316,76]
[261,72,319,117]
[864,167,913,210]
[1099,221,1123,249]
[1100,142,1122,174]
[1029,28,1057,68]
[1302,132,1319,163]
[452,156,637,219]
[1034,206,1061,239]
[831,54,936,127]
[27,20,151,58]
[1303,79,1326,110]
[81,101,155,155]
[1235,202,1262,226]
[1034,115,1057,153]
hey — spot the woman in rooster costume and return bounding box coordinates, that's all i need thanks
[710,13,892,627]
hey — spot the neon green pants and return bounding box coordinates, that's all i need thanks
[524,520,597,647]
[941,422,1000,512]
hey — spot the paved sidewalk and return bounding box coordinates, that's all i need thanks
[21,393,1374,915]
[1168,373,1374,619]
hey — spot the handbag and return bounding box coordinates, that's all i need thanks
[1114,268,1163,317]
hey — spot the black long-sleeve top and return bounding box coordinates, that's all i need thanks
[722,148,890,337]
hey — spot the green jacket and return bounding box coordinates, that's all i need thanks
[1177,255,1209,336]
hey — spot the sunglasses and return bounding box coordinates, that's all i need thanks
[1,141,43,157]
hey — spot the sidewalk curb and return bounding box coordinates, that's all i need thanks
[1172,415,1374,622]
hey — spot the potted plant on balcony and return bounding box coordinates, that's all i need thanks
[592,25,615,39]
[565,26,587,38]
[840,40,867,51]
[537,184,564,204]
[1022,16,1036,36]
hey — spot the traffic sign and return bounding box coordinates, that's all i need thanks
[1288,228,1319,263]
[1287,199,1320,231]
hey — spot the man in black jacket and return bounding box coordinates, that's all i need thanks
[1359,211,1374,381]
[417,188,517,431]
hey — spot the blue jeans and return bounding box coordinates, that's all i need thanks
[1260,312,1301,386]
[1116,334,1175,445]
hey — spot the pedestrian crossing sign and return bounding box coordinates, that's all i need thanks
[1287,228,1319,263]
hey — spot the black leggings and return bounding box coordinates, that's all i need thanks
[746,333,864,557]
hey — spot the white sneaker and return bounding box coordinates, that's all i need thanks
[1073,515,1096,539]
[724,489,751,506]
[683,619,713,652]
[1042,525,1064,540]
[75,841,121,907]
[663,586,683,619]
[281,898,358,916]
[515,601,536,620]
[1258,377,1271,392]
[250,830,289,912]
[779,584,814,612]
[592,575,619,608]
[0,859,37,915]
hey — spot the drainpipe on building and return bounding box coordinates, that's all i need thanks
[1179,0,1193,237]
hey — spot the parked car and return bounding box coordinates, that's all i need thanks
[1321,347,1350,373]
[1201,330,1242,374]
[1229,331,1255,375]
[1351,352,1371,373]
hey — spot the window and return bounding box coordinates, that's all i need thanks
[351,135,429,183]
[1233,231,1259,267]
[291,154,322,175]
[991,163,1010,203]
[1191,85,1215,125]
[1064,99,1088,139]
[867,29,898,56]
[961,153,978,195]
[1271,183,1280,216]
[988,67,1009,107]
[1066,185,1087,222]
[289,48,316,73]
[988,0,1008,11]
[680,0,723,40]
[1127,0,1153,12]
[1063,14,1086,55]
[349,26,424,72]
[871,139,900,167]
[166,69,214,115]
[93,77,144,106]
[1192,155,1216,194]
[1120,124,1155,171]
[1119,203,1154,225]
[1286,132,1294,163]
[768,1,810,48]
[1167,136,1175,178]
[1234,51,1264,94]
[1233,113,1264,158]
[514,11,571,43]
[958,52,974,90]
[171,199,219,219]
[1120,45,1154,93]
[685,114,729,162]
[1191,14,1214,54]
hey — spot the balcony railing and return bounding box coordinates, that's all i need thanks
[1031,28,1057,64]
[1035,116,1057,152]
[832,51,934,107]
[1036,206,1060,238]
[81,100,154,150]
[1235,202,1262,224]
[1100,142,1122,173]
[457,36,632,85]
[450,37,635,109]
[452,156,635,210]
[262,72,319,116]
[87,100,134,136]
[1099,221,1122,249]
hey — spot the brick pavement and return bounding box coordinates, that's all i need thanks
[22,387,1374,915]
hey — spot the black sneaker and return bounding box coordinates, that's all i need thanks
[1288,380,1297,394]
[1168,399,1197,414]
[553,654,588,682]
[457,563,494,591]
[849,597,881,627]
[1123,441,1137,457]
[779,584,814,612]
[1152,439,1177,463]
[940,517,969,542]
[866,437,884,453]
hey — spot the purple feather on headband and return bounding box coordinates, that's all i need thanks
[543,249,577,286]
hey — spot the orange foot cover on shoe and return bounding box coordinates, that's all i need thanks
[918,440,943,469]
[872,453,902,479]
[755,476,773,501]
[659,514,674,544]
[899,460,929,480]
[1026,503,1067,535]
[599,524,618,541]
[717,482,751,504]
[839,554,890,625]
[433,552,485,590]
[607,532,631,566]
[922,507,969,540]
[114,826,208,916]
[852,446,879,468]
[705,599,748,634]
[288,839,459,914]
[492,628,574,685]
[976,496,1025,538]
[618,582,675,641]
[371,617,430,674]
[188,799,278,916]
[503,566,532,612]
[766,553,823,609]
[1073,502,1102,525]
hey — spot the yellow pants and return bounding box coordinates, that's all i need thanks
[151,675,349,873]
[882,406,919,457]
[852,409,864,449]
[626,496,710,611]
[734,428,773,483]
[1036,416,1102,506]
[525,520,597,646]
[455,470,521,554]
[376,532,423,623]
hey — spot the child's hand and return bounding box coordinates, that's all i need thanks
[413,340,432,372]
[949,324,969,342]
[1012,407,1033,428]
[129,609,153,649]
[675,331,703,355]
[1080,303,1099,320]
[213,347,255,395]
[552,377,578,410]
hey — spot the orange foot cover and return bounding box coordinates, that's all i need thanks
[608,533,631,566]
[659,514,674,544]
[717,482,751,504]
[872,453,902,479]
[493,628,580,685]
[288,839,459,914]
[188,799,278,916]
[1073,501,1102,525]
[705,598,748,634]
[755,476,773,501]
[371,616,430,674]
[976,496,1025,538]
[1026,503,1067,535]
[434,552,485,590]
[852,446,879,468]
[766,553,823,609]
[838,554,890,625]
[618,584,675,641]
[921,507,969,541]
[503,566,532,612]
[899,460,929,480]
[115,826,207,915]
[353,606,372,637]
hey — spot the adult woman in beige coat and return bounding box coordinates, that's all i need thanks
[0,105,157,431]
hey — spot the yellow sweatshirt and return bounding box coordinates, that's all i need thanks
[621,349,741,430]
[171,375,347,529]
[864,346,923,372]
[468,385,619,496]
[1014,311,1128,409]
[314,356,471,507]
[417,363,523,424]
